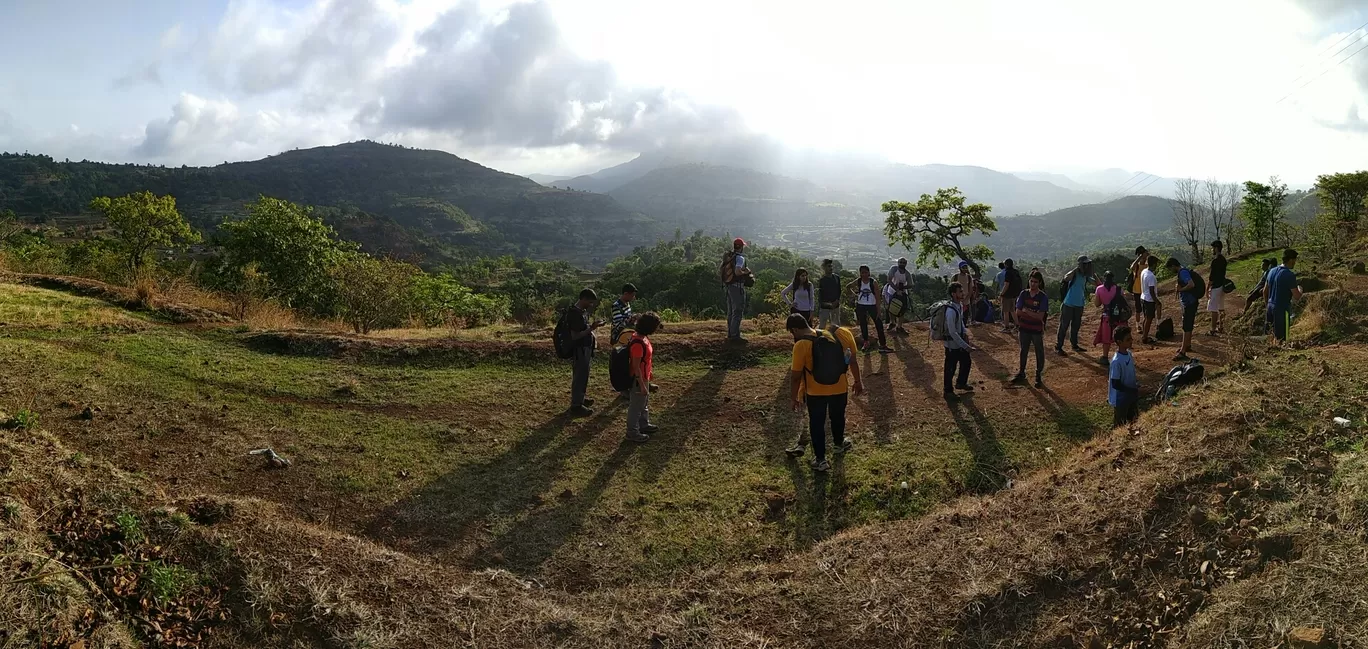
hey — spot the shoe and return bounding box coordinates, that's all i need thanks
[1097,356,1109,366]
[784,445,805,458]
[834,440,853,454]
[1071,346,1087,353]
[878,346,893,354]
[1172,353,1191,362]
[641,424,659,435]
[1143,337,1157,345]
[944,392,961,402]
[1034,378,1044,389]
[626,432,650,442]
[1009,375,1028,385]
[649,383,659,393]
[582,398,596,408]
[1055,347,1068,357]
[955,384,975,392]
[811,459,830,472]
[570,405,594,417]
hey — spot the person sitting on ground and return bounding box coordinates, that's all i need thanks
[1011,270,1048,388]
[611,283,638,346]
[885,257,913,335]
[1140,255,1160,344]
[1165,257,1200,361]
[817,259,843,329]
[787,313,863,472]
[567,289,603,416]
[942,282,977,401]
[1094,270,1128,366]
[847,266,891,354]
[624,313,662,442]
[1000,259,1023,333]
[1108,325,1140,427]
[1264,248,1303,344]
[781,267,817,328]
[1206,240,1228,335]
[1056,255,1095,356]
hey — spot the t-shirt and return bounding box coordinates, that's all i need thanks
[1267,266,1299,310]
[1209,254,1228,287]
[1003,268,1023,297]
[1063,271,1088,308]
[888,267,912,290]
[567,304,593,348]
[994,269,1006,293]
[818,274,842,304]
[1015,289,1049,333]
[1108,350,1137,407]
[1095,284,1121,313]
[611,298,632,342]
[790,326,858,397]
[855,279,877,306]
[1177,269,1197,306]
[783,282,815,311]
[1140,269,1158,303]
[1129,258,1145,294]
[628,334,653,382]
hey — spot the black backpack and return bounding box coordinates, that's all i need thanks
[804,327,847,386]
[553,308,576,359]
[1156,317,1175,340]
[1181,268,1206,298]
[609,338,644,392]
[1155,359,1204,401]
[1106,288,1132,321]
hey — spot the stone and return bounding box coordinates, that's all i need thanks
[1287,626,1327,648]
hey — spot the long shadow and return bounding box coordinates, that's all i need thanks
[947,398,1011,494]
[859,353,896,444]
[1031,385,1103,441]
[891,334,940,401]
[761,371,802,456]
[639,366,727,483]
[364,402,625,553]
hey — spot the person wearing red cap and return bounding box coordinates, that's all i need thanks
[721,237,753,342]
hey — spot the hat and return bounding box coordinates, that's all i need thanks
[1077,255,1092,265]
[733,237,746,248]
[958,261,969,268]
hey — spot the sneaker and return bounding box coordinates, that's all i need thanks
[626,432,650,443]
[649,383,659,393]
[1071,345,1087,353]
[811,459,831,472]
[642,424,660,435]
[955,384,975,392]
[878,346,893,354]
[582,398,596,408]
[1055,347,1068,357]
[570,405,594,417]
[1034,378,1044,389]
[1009,375,1028,386]
[784,445,805,458]
[834,440,853,454]
[1097,356,1109,366]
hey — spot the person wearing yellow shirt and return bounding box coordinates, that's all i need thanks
[786,313,863,472]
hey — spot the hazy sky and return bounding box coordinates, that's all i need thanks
[1,0,1365,184]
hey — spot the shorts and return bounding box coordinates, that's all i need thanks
[1206,287,1224,312]
[1141,300,1157,320]
[1181,301,1197,333]
[1268,306,1291,341]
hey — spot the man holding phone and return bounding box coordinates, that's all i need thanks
[568,288,604,416]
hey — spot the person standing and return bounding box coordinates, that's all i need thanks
[788,313,863,472]
[954,262,976,327]
[942,282,976,401]
[817,259,844,329]
[1000,259,1023,333]
[1128,246,1149,320]
[1165,257,1200,361]
[624,313,662,442]
[1093,271,1128,366]
[1206,240,1228,335]
[781,267,817,327]
[885,257,914,335]
[566,289,603,416]
[847,266,891,353]
[993,262,1006,299]
[1010,271,1048,388]
[1264,249,1303,343]
[611,283,638,346]
[1140,255,1160,344]
[1108,325,1140,427]
[722,238,752,342]
[1056,255,1094,355]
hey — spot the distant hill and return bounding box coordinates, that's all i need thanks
[977,194,1180,262]
[526,173,570,186]
[0,142,664,268]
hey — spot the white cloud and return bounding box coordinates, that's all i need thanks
[134,93,356,164]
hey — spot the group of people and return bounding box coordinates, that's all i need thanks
[563,236,1305,467]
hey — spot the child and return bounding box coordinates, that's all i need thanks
[1109,325,1140,427]
[625,313,663,442]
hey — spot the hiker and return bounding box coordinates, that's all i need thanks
[885,257,913,335]
[1094,270,1128,366]
[993,262,1006,300]
[1246,258,1279,335]
[781,267,817,327]
[1264,249,1303,343]
[624,313,662,442]
[722,238,753,342]
[566,289,603,416]
[1165,257,1200,361]
[1056,255,1094,355]
[1128,246,1149,321]
[1108,325,1140,427]
[787,313,863,472]
[1140,255,1160,344]
[954,262,977,327]
[941,282,976,401]
[847,266,891,353]
[817,259,843,329]
[1000,259,1023,333]
[611,283,638,346]
[1207,240,1228,335]
[1011,270,1048,388]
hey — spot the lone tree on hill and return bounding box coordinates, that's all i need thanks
[1315,171,1368,227]
[1240,177,1288,248]
[88,191,199,274]
[881,187,996,276]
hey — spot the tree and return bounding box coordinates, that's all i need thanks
[0,209,23,246]
[87,191,199,274]
[881,187,996,276]
[331,253,420,334]
[1240,177,1288,248]
[1171,178,1206,264]
[219,196,355,314]
[1202,179,1241,251]
[1315,171,1368,225]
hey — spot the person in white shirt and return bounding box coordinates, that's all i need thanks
[846,265,890,353]
[1139,254,1160,344]
[885,257,913,335]
[781,267,817,327]
[943,281,977,400]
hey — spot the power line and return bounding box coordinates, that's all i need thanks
[1277,33,1368,104]
[1286,20,1368,86]
[1105,173,1152,202]
[1125,175,1163,197]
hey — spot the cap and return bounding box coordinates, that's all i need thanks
[1077,255,1092,265]
[733,237,746,247]
[958,261,969,268]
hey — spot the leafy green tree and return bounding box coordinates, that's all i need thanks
[219,196,355,314]
[1315,171,1368,225]
[0,209,23,246]
[331,253,420,334]
[1240,177,1288,248]
[409,273,511,328]
[88,191,199,274]
[881,187,996,276]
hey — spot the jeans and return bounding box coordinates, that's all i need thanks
[1018,330,1044,379]
[818,306,841,329]
[943,347,972,393]
[806,392,848,461]
[725,283,746,339]
[626,382,651,436]
[1056,303,1084,349]
[855,303,885,348]
[570,343,593,408]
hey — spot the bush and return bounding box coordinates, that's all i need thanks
[331,253,420,334]
[657,308,683,323]
[409,273,511,329]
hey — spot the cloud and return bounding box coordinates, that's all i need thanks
[134,93,355,164]
[112,62,163,90]
[1294,0,1367,21]
[1316,103,1368,132]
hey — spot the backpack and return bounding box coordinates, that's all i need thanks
[720,252,737,284]
[929,300,957,341]
[803,327,848,386]
[887,293,908,318]
[1105,287,1132,321]
[1222,279,1236,294]
[1181,268,1206,298]
[1155,358,1205,401]
[609,338,645,392]
[1156,317,1175,340]
[553,308,576,359]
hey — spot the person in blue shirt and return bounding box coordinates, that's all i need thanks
[1055,255,1095,356]
[1108,325,1139,426]
[1165,257,1199,361]
[1264,249,1303,343]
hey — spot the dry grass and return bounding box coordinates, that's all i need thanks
[160,280,235,317]
[241,299,302,330]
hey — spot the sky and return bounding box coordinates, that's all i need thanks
[1,0,1366,185]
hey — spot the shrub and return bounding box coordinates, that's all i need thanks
[409,273,511,329]
[331,253,420,334]
[657,308,683,323]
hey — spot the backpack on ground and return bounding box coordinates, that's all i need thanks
[1156,317,1175,340]
[1106,289,1132,321]
[1154,358,1205,401]
[803,327,848,386]
[553,308,575,359]
[929,300,956,341]
[609,338,644,392]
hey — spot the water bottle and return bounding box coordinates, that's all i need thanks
[844,347,853,366]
